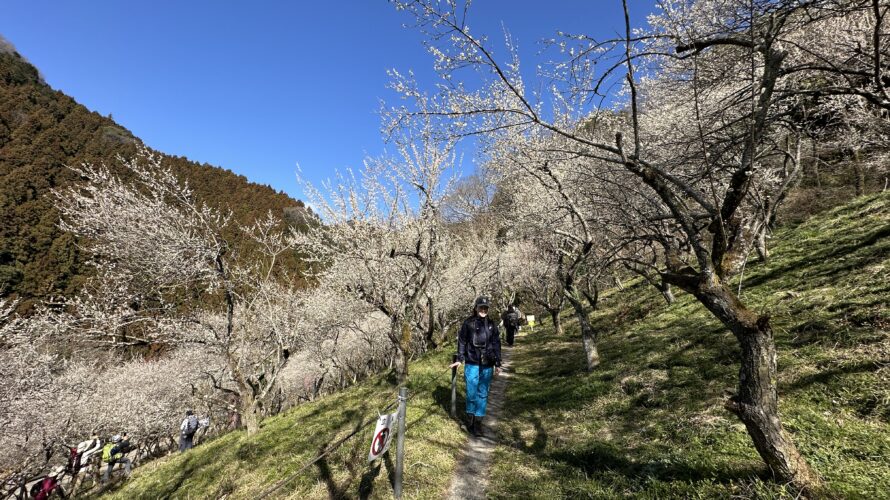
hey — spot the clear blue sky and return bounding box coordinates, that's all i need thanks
[1,1,656,202]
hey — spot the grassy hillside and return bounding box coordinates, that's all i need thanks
[99,348,466,499]
[99,193,887,499]
[490,192,889,498]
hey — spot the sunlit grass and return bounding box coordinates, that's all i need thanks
[99,348,466,499]
[99,193,889,498]
[488,192,889,498]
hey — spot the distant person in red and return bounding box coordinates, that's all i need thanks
[449,296,502,437]
[30,466,66,500]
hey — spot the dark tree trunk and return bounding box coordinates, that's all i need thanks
[425,296,438,349]
[240,391,261,436]
[582,283,599,310]
[754,225,769,262]
[548,307,564,335]
[437,311,450,345]
[852,149,866,196]
[313,373,325,400]
[658,282,675,305]
[630,264,675,305]
[810,140,821,188]
[675,274,823,493]
[390,317,411,383]
[566,292,599,370]
[394,348,408,383]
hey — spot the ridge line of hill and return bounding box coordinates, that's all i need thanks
[0,50,310,310]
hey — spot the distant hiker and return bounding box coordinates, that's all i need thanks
[502,303,522,347]
[66,433,101,493]
[69,433,101,474]
[179,410,200,452]
[449,296,502,437]
[119,432,132,452]
[101,434,131,482]
[116,433,133,464]
[30,466,66,500]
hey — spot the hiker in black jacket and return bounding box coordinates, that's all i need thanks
[449,296,502,436]
[502,303,522,346]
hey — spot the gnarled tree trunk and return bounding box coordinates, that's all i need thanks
[754,225,769,262]
[658,282,675,305]
[548,306,563,335]
[565,291,599,370]
[390,316,411,383]
[673,273,823,493]
[425,296,438,349]
[240,391,261,436]
[582,282,599,311]
[852,148,866,196]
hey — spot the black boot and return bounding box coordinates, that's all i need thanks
[473,417,483,437]
[466,414,475,434]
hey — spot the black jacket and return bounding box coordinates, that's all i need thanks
[457,315,502,367]
[503,306,521,329]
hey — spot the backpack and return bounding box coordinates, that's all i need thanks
[67,447,82,474]
[31,477,59,500]
[101,442,118,463]
[184,415,199,437]
[505,311,519,328]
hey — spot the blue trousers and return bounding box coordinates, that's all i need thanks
[464,364,494,417]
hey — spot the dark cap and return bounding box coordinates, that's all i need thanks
[186,409,194,416]
[474,296,490,310]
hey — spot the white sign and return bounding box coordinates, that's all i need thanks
[368,411,398,462]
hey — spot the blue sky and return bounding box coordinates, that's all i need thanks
[1,1,656,202]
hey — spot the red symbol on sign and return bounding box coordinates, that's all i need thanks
[371,428,390,456]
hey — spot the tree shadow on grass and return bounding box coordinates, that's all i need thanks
[506,415,547,454]
[546,442,767,485]
[314,417,368,499]
[432,384,465,420]
[129,450,214,499]
[743,222,890,289]
[501,330,765,490]
[358,461,382,499]
[781,360,880,393]
[315,453,348,499]
[384,452,397,494]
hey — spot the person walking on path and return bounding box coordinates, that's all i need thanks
[101,434,132,482]
[30,466,67,500]
[449,296,502,436]
[179,410,200,452]
[501,303,522,347]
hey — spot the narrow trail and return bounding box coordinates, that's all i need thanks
[446,341,514,500]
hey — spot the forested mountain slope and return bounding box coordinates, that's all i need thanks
[100,192,889,499]
[0,50,308,310]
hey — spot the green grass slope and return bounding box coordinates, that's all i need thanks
[99,348,466,499]
[490,192,889,499]
[102,193,887,499]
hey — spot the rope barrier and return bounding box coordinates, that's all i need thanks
[255,365,454,499]
[256,398,397,499]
